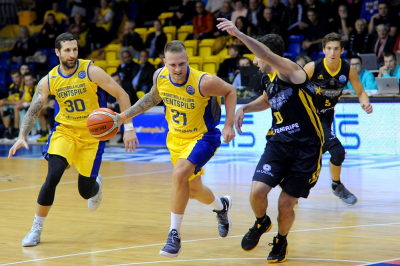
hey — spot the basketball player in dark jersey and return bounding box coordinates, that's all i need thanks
[304,33,373,206]
[217,18,324,263]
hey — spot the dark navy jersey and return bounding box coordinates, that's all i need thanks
[309,58,350,113]
[263,71,323,146]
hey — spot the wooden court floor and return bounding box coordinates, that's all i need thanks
[0,157,400,266]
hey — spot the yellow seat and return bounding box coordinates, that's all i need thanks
[177,25,193,42]
[137,91,145,99]
[94,60,106,70]
[133,58,139,63]
[105,60,120,75]
[189,56,203,71]
[202,56,220,75]
[104,44,121,61]
[134,27,148,43]
[198,39,215,57]
[184,40,198,57]
[243,53,255,63]
[147,27,156,36]
[217,48,229,63]
[158,12,174,25]
[163,26,176,43]
[148,58,161,67]
[18,11,36,26]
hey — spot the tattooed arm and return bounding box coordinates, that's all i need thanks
[117,69,163,124]
[9,76,50,158]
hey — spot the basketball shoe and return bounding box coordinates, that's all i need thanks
[241,215,272,251]
[159,229,181,257]
[333,183,358,205]
[213,195,232,237]
[267,236,289,263]
[88,174,102,211]
[22,222,43,247]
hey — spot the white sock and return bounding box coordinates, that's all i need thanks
[34,214,46,225]
[209,194,224,211]
[170,212,183,234]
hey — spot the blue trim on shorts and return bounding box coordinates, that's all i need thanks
[90,140,106,178]
[187,129,221,175]
[42,121,60,160]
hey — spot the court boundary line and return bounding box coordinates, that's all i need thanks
[2,222,399,265]
[359,257,400,266]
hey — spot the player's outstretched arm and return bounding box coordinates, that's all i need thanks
[118,69,163,123]
[8,76,50,158]
[349,66,373,114]
[235,92,270,133]
[216,18,306,84]
[200,75,236,143]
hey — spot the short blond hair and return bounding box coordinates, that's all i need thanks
[164,40,186,54]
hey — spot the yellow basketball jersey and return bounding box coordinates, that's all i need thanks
[157,66,221,139]
[48,59,106,129]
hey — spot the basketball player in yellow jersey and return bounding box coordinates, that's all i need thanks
[8,33,138,247]
[117,40,236,258]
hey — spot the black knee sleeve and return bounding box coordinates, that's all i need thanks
[78,174,98,199]
[37,155,68,206]
[329,144,345,166]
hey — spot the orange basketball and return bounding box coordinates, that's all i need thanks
[87,108,119,141]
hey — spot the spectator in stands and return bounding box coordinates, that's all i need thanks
[145,20,167,59]
[67,13,87,38]
[348,19,374,57]
[270,0,288,23]
[373,24,396,63]
[165,0,196,27]
[232,56,252,88]
[157,51,165,68]
[0,70,24,139]
[217,44,240,83]
[38,14,63,49]
[131,50,155,93]
[368,1,397,36]
[296,55,312,67]
[213,1,233,37]
[236,16,255,37]
[186,1,215,40]
[43,2,69,26]
[286,0,306,36]
[19,64,31,76]
[206,0,225,16]
[331,5,352,41]
[360,0,379,24]
[246,0,263,28]
[303,0,324,20]
[347,0,363,30]
[323,0,348,24]
[378,51,400,81]
[302,9,330,57]
[117,50,140,100]
[9,26,36,66]
[231,0,248,25]
[88,0,114,49]
[344,56,378,95]
[19,0,36,11]
[122,20,144,57]
[258,7,282,36]
[68,0,87,18]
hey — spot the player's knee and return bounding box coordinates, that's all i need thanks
[172,168,190,184]
[330,144,345,166]
[44,155,67,189]
[78,174,97,199]
[250,186,268,203]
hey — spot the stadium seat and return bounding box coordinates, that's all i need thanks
[137,91,145,99]
[48,54,59,69]
[317,51,324,59]
[18,11,36,26]
[163,26,176,43]
[283,52,296,62]
[148,58,161,67]
[94,60,106,70]
[216,48,229,63]
[104,44,121,61]
[198,39,215,57]
[243,53,255,62]
[147,27,156,36]
[202,56,219,75]
[184,40,198,57]
[134,28,148,43]
[189,56,202,71]
[158,12,174,25]
[177,25,193,42]
[287,42,301,56]
[105,60,120,75]
[288,34,305,43]
[341,49,348,58]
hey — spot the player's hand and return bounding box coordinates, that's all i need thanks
[216,18,241,37]
[8,137,29,158]
[116,113,126,126]
[234,107,245,134]
[123,129,139,152]
[361,103,373,114]
[222,124,235,144]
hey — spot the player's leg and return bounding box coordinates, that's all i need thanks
[22,154,68,247]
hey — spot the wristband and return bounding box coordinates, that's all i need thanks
[124,122,134,131]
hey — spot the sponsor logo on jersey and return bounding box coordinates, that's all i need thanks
[160,75,167,79]
[78,71,86,79]
[186,85,195,95]
[318,74,324,79]
[50,76,57,79]
[339,75,347,82]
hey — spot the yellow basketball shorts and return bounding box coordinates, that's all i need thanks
[42,123,105,178]
[167,129,221,181]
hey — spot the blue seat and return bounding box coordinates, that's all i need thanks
[0,71,6,94]
[341,49,348,58]
[48,54,59,69]
[0,51,11,58]
[317,51,324,59]
[283,52,296,62]
[287,42,301,56]
[288,35,305,43]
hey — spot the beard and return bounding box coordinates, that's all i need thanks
[61,58,77,69]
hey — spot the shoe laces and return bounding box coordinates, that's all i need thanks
[337,185,351,199]
[167,230,180,245]
[268,237,285,254]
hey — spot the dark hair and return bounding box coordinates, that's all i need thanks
[164,40,186,54]
[322,32,344,48]
[256,34,285,57]
[383,51,396,60]
[24,73,34,78]
[10,69,21,76]
[55,32,77,50]
[239,57,252,64]
[349,55,362,63]
[111,72,119,78]
[378,0,389,7]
